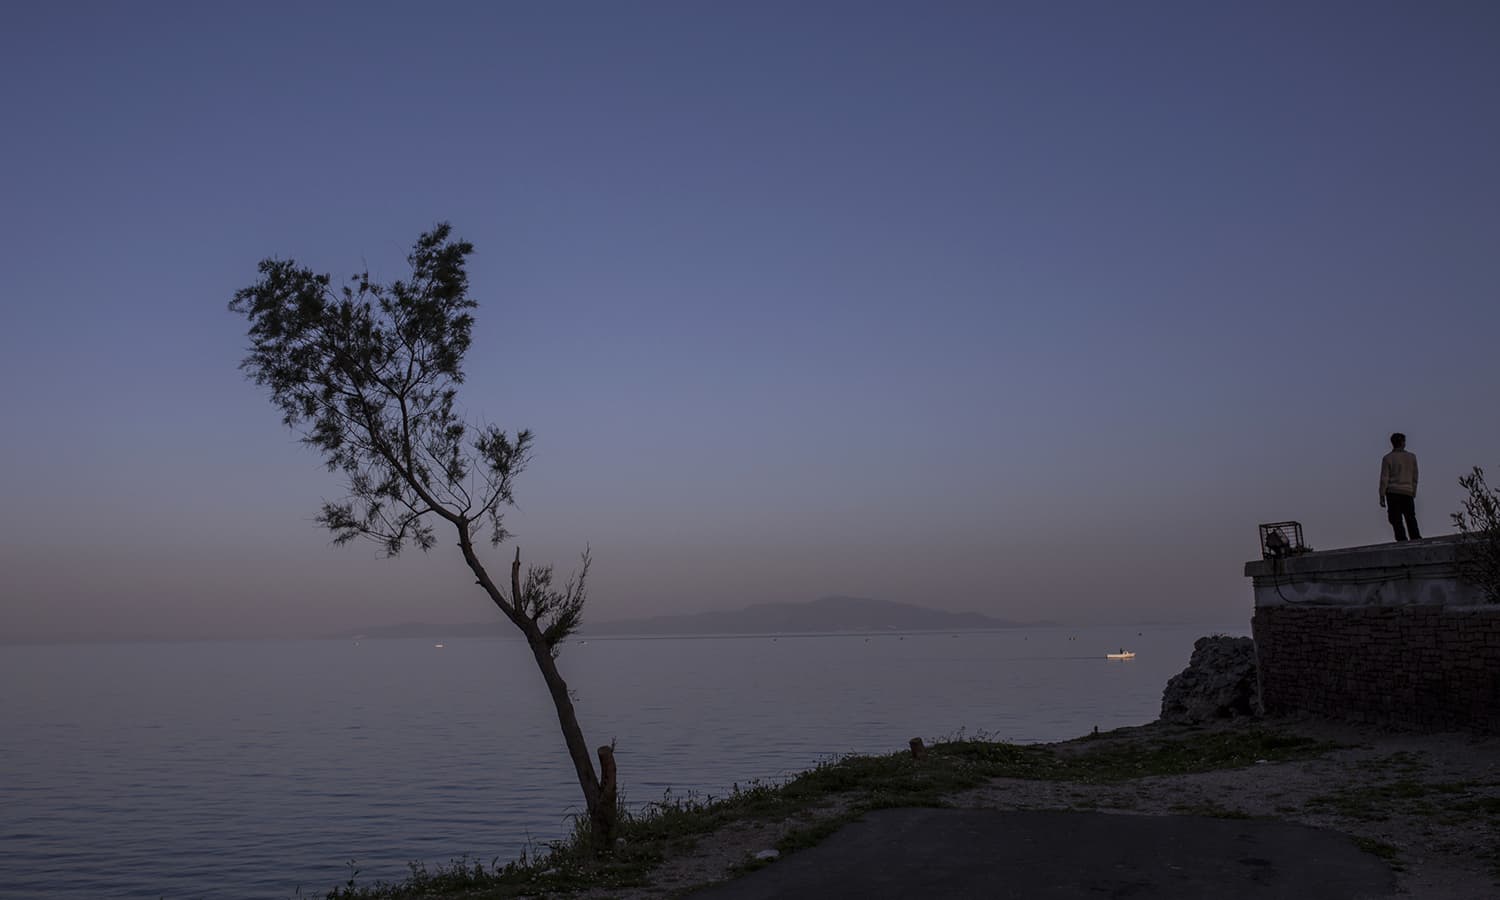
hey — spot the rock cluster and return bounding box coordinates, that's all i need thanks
[1159,636,1261,724]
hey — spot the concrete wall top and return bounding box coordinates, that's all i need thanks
[1244,534,1467,579]
[1244,534,1486,608]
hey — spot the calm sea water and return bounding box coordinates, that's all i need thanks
[1,624,1244,899]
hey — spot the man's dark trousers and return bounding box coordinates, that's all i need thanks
[1388,492,1421,542]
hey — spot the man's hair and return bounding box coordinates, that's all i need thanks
[1391,432,1406,448]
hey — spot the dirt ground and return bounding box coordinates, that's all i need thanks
[588,716,1500,898]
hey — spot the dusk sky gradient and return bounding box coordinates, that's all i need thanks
[3,2,1498,642]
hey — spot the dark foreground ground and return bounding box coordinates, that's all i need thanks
[688,807,1396,899]
[328,718,1497,898]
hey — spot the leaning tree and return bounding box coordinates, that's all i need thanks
[230,223,617,846]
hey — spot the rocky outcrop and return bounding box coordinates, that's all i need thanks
[1159,636,1261,724]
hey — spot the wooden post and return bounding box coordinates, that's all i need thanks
[592,744,618,850]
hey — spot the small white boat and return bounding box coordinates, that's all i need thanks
[434,643,445,649]
[1106,650,1135,660]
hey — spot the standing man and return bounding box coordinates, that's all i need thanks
[1379,432,1421,542]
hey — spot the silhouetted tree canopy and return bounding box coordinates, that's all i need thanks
[1454,466,1500,604]
[229,223,586,646]
[232,227,507,545]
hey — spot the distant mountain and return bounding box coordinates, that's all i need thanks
[339,621,511,640]
[580,595,1046,636]
[336,597,1047,640]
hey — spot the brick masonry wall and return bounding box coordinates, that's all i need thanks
[1252,605,1500,734]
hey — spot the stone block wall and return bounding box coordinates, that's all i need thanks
[1252,604,1500,733]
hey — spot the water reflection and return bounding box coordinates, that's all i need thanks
[0,624,1242,899]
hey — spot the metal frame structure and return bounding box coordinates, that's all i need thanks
[1259,521,1306,559]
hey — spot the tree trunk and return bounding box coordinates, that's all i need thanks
[454,529,613,849]
[526,634,605,824]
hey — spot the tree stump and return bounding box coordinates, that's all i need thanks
[591,744,618,851]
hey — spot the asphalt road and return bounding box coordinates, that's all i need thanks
[688,808,1396,899]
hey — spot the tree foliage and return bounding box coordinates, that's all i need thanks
[232,226,511,548]
[1452,466,1500,604]
[229,223,586,646]
[520,548,591,649]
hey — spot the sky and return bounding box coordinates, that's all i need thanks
[2,1,1498,642]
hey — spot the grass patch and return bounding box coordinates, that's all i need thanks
[313,725,1343,898]
[1449,795,1500,817]
[1308,780,1487,823]
[1351,751,1428,777]
[1351,837,1401,860]
[935,727,1338,784]
[1351,836,1405,871]
[1169,801,1252,819]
